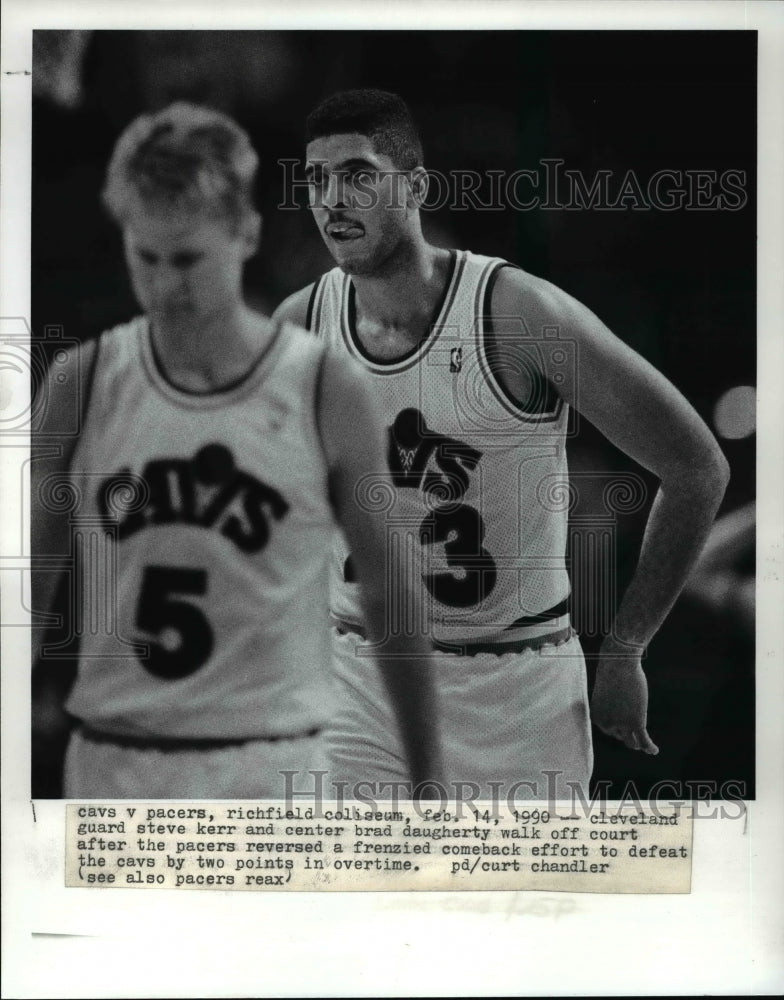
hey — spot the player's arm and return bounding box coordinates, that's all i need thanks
[31,341,94,761]
[272,284,316,330]
[31,341,95,664]
[316,346,444,792]
[493,269,730,753]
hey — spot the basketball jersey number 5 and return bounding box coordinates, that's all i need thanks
[134,565,214,678]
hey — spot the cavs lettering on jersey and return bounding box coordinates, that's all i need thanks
[309,250,571,644]
[66,317,334,739]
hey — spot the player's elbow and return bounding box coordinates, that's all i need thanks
[712,449,731,494]
[699,440,731,497]
[670,441,730,507]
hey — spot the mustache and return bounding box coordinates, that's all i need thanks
[325,213,364,227]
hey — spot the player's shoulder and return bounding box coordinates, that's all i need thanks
[36,331,100,407]
[274,316,324,373]
[52,315,142,370]
[104,314,145,335]
[488,263,598,337]
[273,283,318,330]
[39,315,145,399]
[34,331,107,439]
[490,264,570,316]
[54,336,96,375]
[457,249,567,316]
[273,267,347,330]
[80,314,146,371]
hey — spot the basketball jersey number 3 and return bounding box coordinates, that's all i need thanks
[343,504,497,608]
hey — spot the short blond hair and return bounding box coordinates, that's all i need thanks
[102,102,258,225]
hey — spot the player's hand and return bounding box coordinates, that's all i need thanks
[591,647,659,755]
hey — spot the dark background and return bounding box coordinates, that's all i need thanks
[32,29,756,798]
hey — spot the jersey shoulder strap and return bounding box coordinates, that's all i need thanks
[306,268,345,336]
[471,256,564,421]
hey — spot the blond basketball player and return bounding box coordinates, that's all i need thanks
[31,102,442,799]
[274,89,730,800]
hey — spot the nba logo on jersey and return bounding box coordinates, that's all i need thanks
[449,346,463,373]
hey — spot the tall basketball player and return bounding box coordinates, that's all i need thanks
[31,101,442,799]
[274,89,730,800]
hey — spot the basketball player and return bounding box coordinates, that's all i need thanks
[31,101,442,799]
[274,89,730,800]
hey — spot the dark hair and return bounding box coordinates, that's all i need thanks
[102,102,258,225]
[305,89,423,171]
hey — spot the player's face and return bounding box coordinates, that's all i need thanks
[306,133,412,275]
[121,207,258,324]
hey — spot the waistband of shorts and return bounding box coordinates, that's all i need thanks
[332,619,575,657]
[77,724,321,752]
[431,624,574,656]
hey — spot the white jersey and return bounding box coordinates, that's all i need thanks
[65,316,334,740]
[309,250,571,644]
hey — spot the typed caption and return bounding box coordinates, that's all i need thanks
[67,801,692,893]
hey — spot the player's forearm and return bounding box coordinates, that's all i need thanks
[377,655,444,791]
[607,459,729,653]
[31,559,65,667]
[361,593,445,789]
[30,468,71,664]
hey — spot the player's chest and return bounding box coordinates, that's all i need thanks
[360,329,529,449]
[359,354,487,505]
[75,394,324,546]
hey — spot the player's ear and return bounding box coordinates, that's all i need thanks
[240,210,262,259]
[409,166,429,210]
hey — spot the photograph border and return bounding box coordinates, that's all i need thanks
[3,2,783,997]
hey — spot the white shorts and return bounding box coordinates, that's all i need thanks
[327,629,593,801]
[64,726,328,799]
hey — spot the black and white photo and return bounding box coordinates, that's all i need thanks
[2,3,782,998]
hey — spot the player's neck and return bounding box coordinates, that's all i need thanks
[350,242,452,350]
[149,304,276,393]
